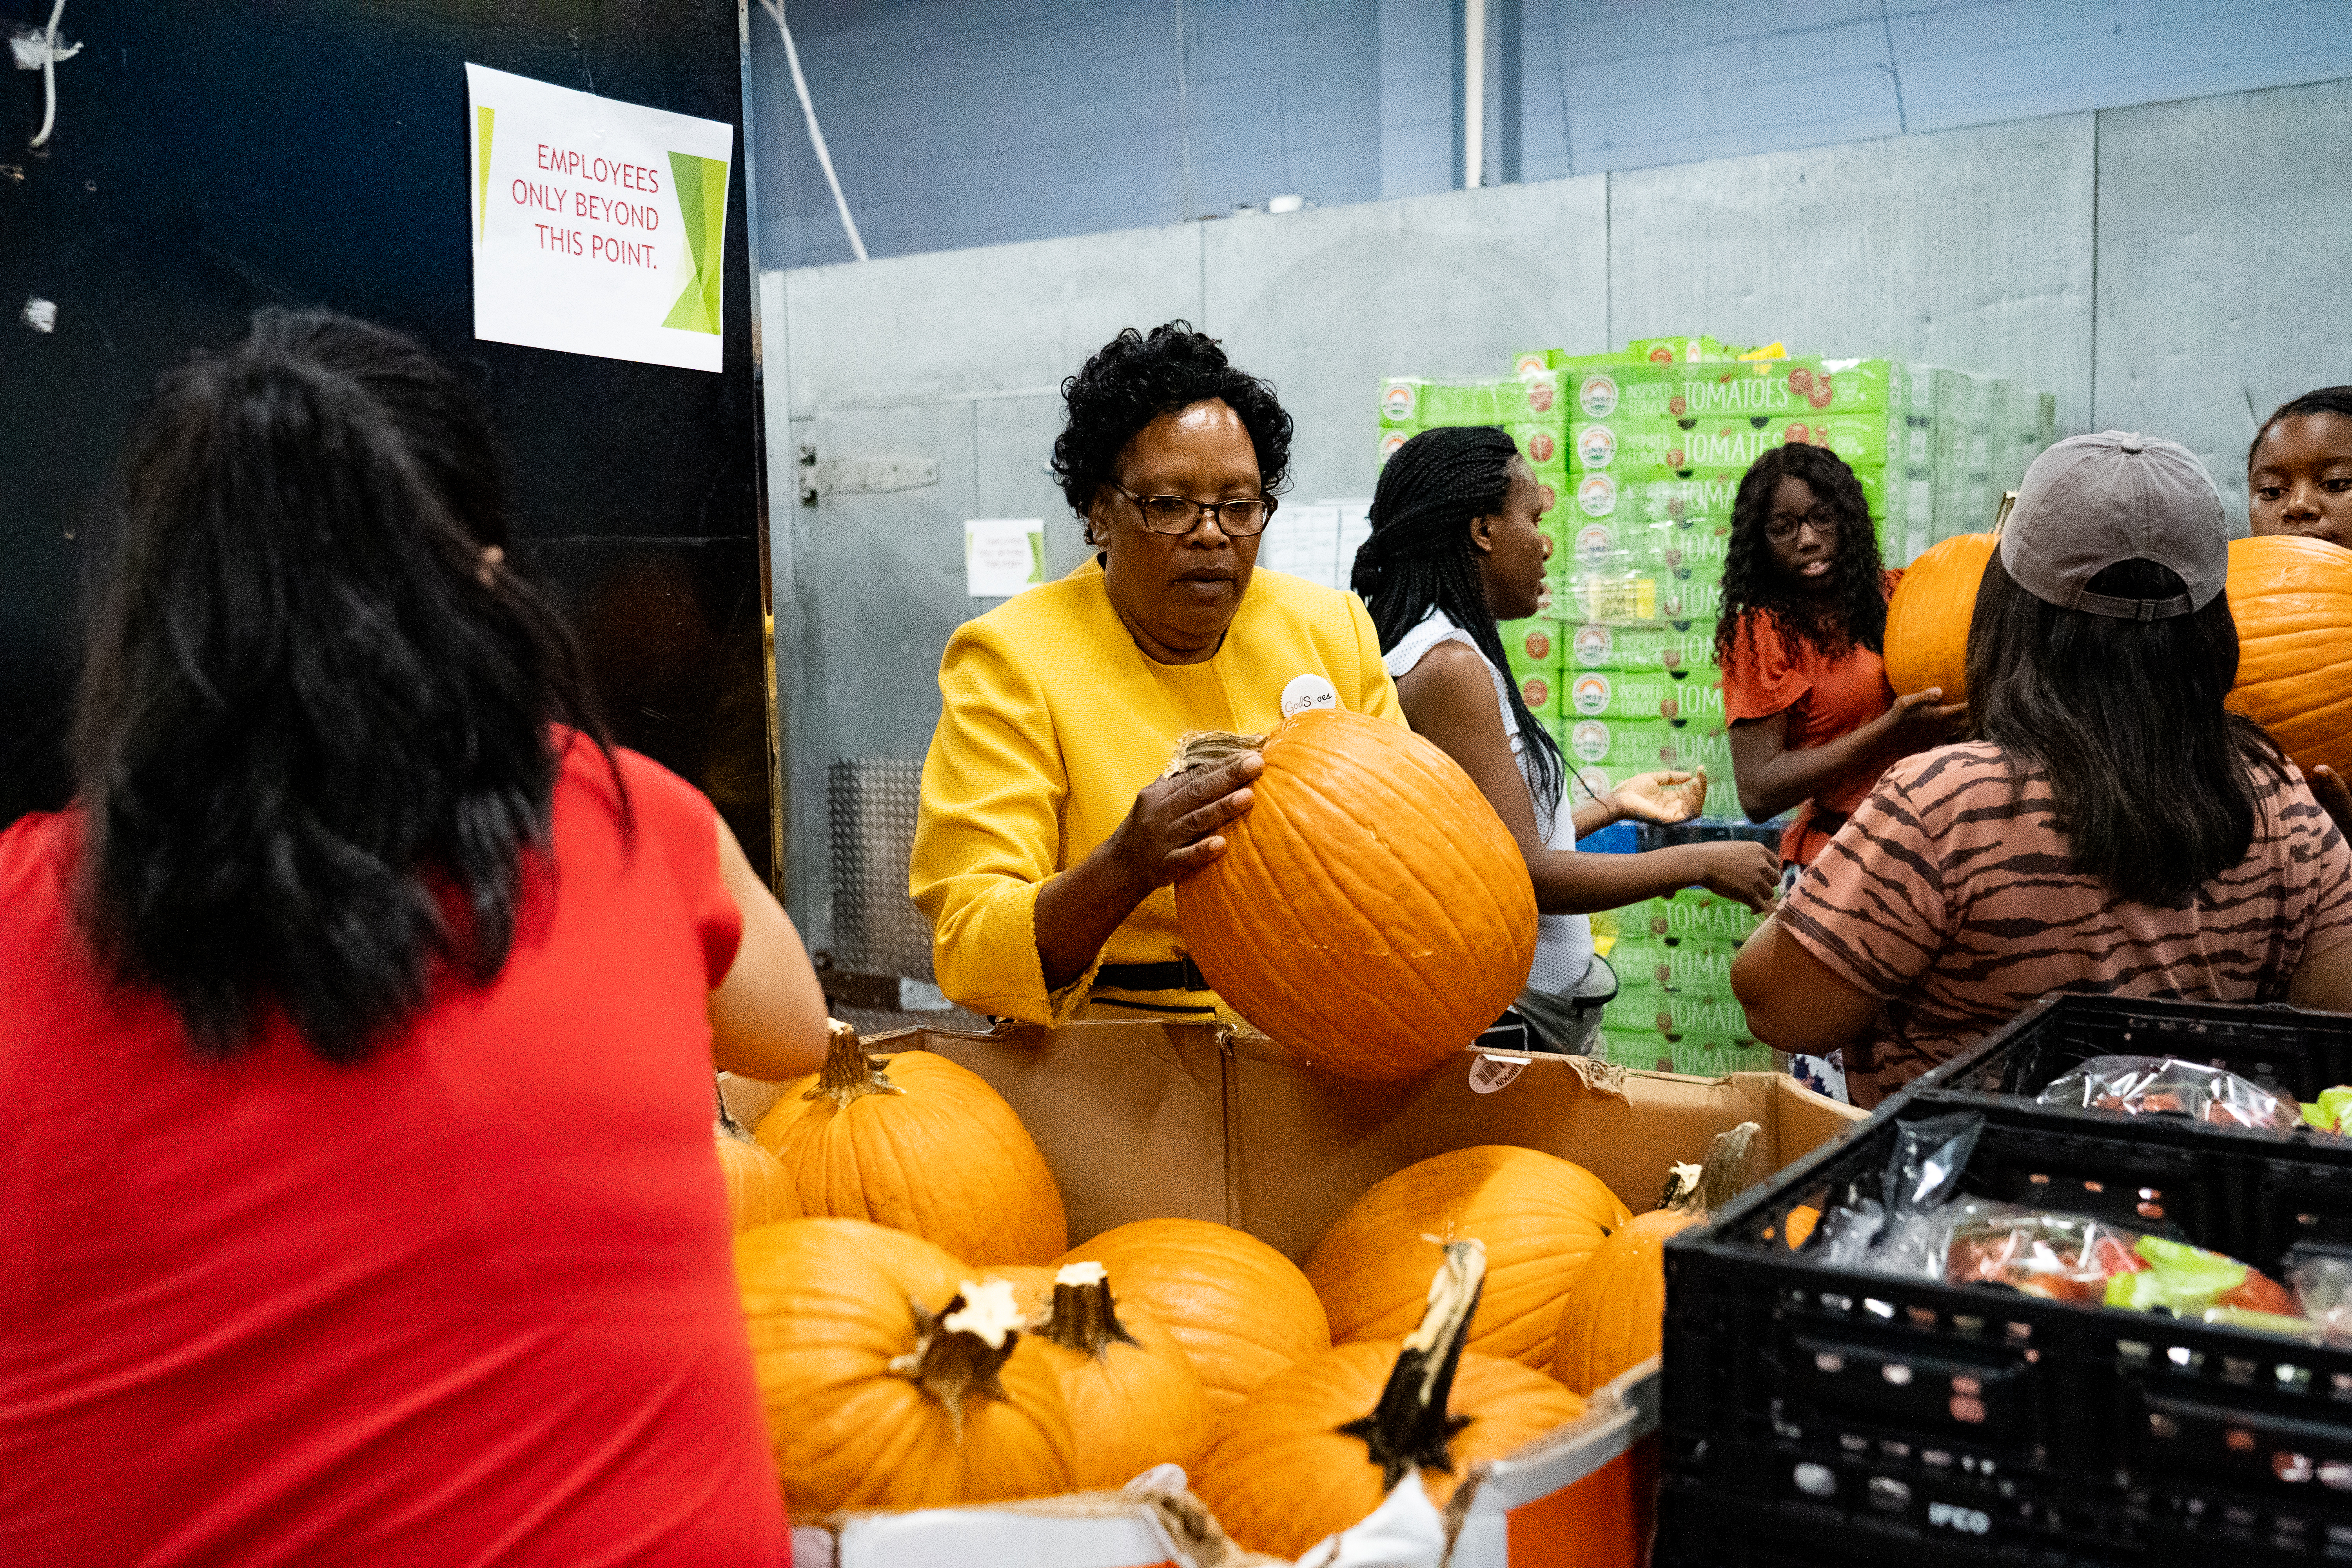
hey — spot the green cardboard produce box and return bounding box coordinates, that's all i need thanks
[1571,414,1896,475]
[1599,1030,1773,1077]
[1565,620,1720,675]
[1572,358,1908,422]
[1564,669,1726,725]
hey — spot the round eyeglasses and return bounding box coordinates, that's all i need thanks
[1112,484,1274,537]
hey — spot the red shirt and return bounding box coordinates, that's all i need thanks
[0,737,789,1568]
[1720,571,1901,866]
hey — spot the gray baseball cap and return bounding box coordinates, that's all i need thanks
[1999,431,2229,619]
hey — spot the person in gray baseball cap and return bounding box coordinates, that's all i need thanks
[1732,432,2352,1106]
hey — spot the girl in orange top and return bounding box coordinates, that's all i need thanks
[1717,445,1964,871]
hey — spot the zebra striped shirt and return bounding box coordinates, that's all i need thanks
[1779,741,2352,1106]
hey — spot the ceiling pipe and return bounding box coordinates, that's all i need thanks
[1464,0,1485,188]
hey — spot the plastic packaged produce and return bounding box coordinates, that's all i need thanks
[2033,1055,2305,1134]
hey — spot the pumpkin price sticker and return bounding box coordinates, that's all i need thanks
[1469,1053,1529,1094]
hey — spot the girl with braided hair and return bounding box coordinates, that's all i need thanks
[1357,427,1779,1055]
[1718,443,1963,873]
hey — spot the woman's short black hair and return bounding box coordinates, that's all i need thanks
[73,309,615,1065]
[1965,554,2282,906]
[2250,386,2352,470]
[1712,442,1887,669]
[1051,322,1293,518]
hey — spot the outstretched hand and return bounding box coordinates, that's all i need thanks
[1613,768,1708,826]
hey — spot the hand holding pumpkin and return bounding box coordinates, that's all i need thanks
[1874,686,1969,748]
[2312,766,2352,839]
[1611,768,1707,826]
[1111,748,1264,891]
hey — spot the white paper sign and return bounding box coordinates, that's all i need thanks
[966,519,1045,598]
[1259,503,1340,588]
[465,64,734,372]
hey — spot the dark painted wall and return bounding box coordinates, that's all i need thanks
[0,0,771,877]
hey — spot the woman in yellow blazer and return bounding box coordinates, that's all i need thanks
[911,323,1404,1024]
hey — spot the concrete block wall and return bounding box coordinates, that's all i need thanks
[762,74,2352,932]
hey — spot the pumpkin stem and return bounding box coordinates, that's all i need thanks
[1681,1120,1759,1218]
[802,1017,907,1107]
[1335,1239,1485,1491]
[1033,1261,1143,1358]
[888,1278,1025,1437]
[1166,729,1267,776]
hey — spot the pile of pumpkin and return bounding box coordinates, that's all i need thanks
[1888,530,2352,777]
[717,1020,1756,1557]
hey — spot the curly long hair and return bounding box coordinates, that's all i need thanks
[1051,322,1293,532]
[1711,443,1887,668]
[1355,427,1564,824]
[73,310,616,1065]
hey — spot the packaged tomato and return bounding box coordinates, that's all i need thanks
[2035,1055,2303,1133]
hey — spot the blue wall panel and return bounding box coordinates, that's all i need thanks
[751,0,2352,270]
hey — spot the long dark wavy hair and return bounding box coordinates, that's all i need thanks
[1354,426,1564,822]
[1966,554,2283,906]
[1051,322,1293,533]
[72,309,616,1065]
[2250,385,2352,469]
[1712,443,1886,668]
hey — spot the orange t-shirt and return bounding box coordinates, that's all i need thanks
[1719,571,1900,866]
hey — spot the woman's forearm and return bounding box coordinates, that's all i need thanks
[1033,839,1154,992]
[1570,794,1621,837]
[1737,717,1887,819]
[1526,843,1716,916]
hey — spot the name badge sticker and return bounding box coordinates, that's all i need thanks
[1280,673,1338,719]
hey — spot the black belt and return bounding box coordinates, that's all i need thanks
[1095,957,1211,993]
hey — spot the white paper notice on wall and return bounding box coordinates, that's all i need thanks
[1260,503,1340,588]
[465,64,734,372]
[966,519,1045,598]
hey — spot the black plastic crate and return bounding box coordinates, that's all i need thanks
[1913,993,2352,1112]
[1902,996,2352,1260]
[1660,1099,2352,1564]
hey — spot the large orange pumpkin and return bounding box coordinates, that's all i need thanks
[1550,1122,1757,1396]
[1172,710,1538,1082]
[1305,1145,1630,1370]
[1882,532,1998,704]
[2225,534,2352,779]
[1062,1218,1330,1417]
[1027,1262,1210,1488]
[755,1020,1068,1264]
[1191,1241,1585,1558]
[715,1121,792,1234]
[735,1218,1075,1510]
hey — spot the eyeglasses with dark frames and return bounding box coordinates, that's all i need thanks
[1111,485,1274,537]
[1764,504,1835,543]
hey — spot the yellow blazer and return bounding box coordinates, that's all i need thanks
[911,558,1405,1024]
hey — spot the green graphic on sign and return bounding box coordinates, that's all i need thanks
[474,106,494,243]
[662,151,728,335]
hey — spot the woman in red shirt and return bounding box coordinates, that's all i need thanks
[0,312,828,1567]
[1717,444,1965,871]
